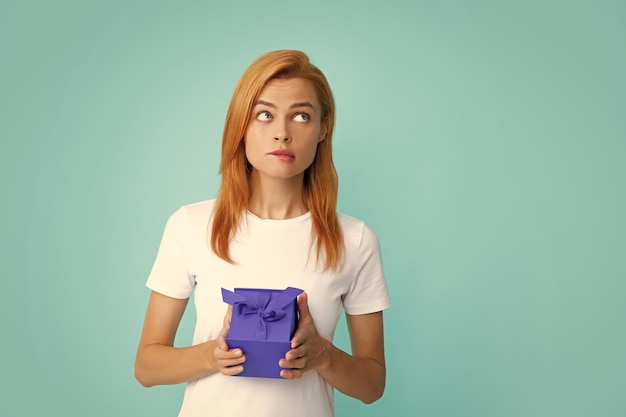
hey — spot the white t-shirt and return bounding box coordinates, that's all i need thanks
[146,199,390,417]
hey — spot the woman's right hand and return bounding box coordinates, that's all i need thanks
[136,292,246,386]
[209,305,246,375]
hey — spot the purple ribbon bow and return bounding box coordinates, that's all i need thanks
[221,287,304,339]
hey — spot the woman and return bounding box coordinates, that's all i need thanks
[135,50,390,417]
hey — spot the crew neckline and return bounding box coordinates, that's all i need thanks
[245,210,311,224]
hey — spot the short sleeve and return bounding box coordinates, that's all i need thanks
[146,208,196,299]
[343,223,391,315]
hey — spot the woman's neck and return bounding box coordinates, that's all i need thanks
[248,171,307,220]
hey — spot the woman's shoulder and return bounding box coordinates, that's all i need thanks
[337,212,381,249]
[337,211,363,229]
[179,198,217,214]
[167,199,217,227]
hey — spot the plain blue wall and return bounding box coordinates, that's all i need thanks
[1,1,625,416]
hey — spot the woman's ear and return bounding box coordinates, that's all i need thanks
[319,125,328,142]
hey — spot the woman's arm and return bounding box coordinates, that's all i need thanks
[134,291,245,387]
[279,293,386,404]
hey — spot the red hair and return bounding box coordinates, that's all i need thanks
[211,50,344,271]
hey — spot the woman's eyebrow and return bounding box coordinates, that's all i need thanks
[254,100,316,110]
[254,100,275,108]
[290,101,315,110]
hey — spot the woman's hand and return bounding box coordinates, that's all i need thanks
[277,292,386,403]
[135,292,247,386]
[279,293,331,379]
[209,305,246,376]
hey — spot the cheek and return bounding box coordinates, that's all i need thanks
[243,128,260,152]
[244,125,266,148]
[244,139,256,159]
[301,141,321,166]
[243,136,258,164]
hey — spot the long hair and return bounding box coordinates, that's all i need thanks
[211,50,344,271]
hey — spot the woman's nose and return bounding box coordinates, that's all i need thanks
[273,119,290,142]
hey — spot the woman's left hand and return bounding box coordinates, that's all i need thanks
[279,292,331,379]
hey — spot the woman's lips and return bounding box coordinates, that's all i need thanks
[268,149,295,162]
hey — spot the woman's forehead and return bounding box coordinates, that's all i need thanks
[256,78,319,107]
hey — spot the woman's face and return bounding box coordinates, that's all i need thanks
[244,77,326,184]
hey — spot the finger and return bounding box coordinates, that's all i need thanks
[279,357,306,370]
[297,292,311,321]
[221,364,245,376]
[223,305,233,327]
[215,347,243,360]
[291,329,304,349]
[217,352,246,367]
[217,329,230,351]
[280,368,303,379]
[284,346,304,361]
[291,322,313,349]
[292,294,312,349]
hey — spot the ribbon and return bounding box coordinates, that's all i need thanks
[221,287,304,339]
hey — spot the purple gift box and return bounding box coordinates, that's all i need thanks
[221,287,304,378]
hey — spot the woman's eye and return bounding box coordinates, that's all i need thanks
[293,113,309,122]
[256,111,272,121]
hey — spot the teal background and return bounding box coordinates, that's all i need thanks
[1,0,625,416]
